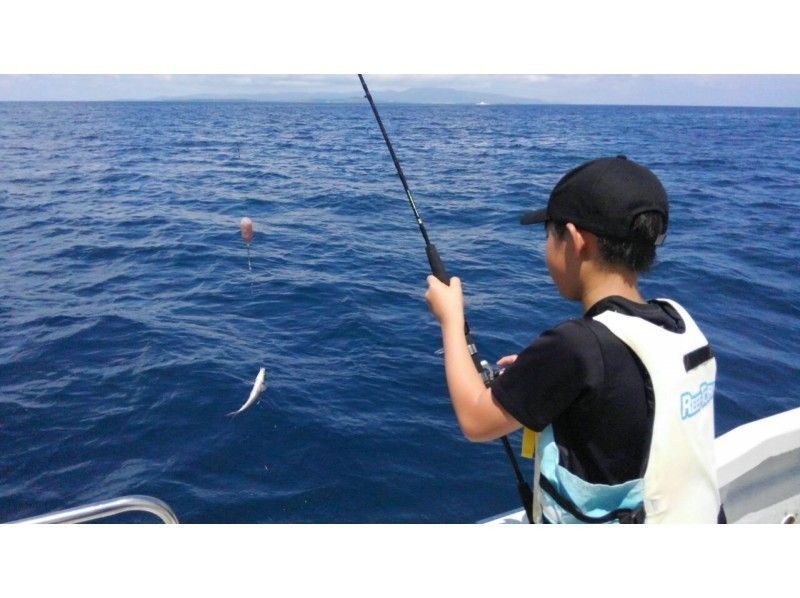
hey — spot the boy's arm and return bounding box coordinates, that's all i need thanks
[426,276,523,442]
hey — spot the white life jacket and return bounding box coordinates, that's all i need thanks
[532,299,721,524]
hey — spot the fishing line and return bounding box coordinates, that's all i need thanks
[358,74,533,523]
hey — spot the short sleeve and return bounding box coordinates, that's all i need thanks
[491,320,604,432]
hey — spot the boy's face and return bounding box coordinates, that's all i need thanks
[544,222,581,301]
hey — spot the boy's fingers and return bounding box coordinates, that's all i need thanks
[426,274,462,293]
[496,354,518,366]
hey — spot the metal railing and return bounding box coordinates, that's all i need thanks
[9,495,179,524]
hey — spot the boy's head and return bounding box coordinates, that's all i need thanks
[521,156,668,274]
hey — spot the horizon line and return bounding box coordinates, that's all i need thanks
[1,98,798,109]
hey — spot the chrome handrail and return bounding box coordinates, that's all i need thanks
[9,495,179,524]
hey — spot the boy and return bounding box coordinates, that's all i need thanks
[425,156,722,523]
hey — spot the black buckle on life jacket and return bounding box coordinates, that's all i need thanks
[617,506,646,524]
[539,474,646,524]
[684,344,714,372]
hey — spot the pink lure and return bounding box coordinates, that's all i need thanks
[240,217,253,244]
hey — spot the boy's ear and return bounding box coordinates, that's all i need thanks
[565,222,588,256]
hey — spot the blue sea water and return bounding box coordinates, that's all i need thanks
[1,101,798,523]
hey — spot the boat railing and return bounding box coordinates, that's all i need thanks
[8,495,179,524]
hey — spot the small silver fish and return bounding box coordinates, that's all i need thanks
[228,367,267,417]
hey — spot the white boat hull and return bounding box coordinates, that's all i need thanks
[480,406,800,524]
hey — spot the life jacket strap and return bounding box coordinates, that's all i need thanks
[538,473,646,524]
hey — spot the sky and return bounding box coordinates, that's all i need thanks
[1,75,800,106]
[3,2,797,106]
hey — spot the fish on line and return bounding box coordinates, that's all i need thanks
[228,367,267,417]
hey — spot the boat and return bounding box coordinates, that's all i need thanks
[8,495,179,524]
[480,405,800,524]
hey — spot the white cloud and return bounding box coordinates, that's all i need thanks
[524,75,551,83]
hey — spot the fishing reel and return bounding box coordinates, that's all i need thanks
[479,359,501,385]
[468,338,501,386]
[436,348,502,385]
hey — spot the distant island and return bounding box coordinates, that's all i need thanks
[151,87,543,105]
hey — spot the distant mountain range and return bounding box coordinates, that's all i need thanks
[151,87,543,105]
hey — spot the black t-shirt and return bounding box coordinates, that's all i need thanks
[491,296,685,485]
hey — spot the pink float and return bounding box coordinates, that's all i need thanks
[240,217,253,245]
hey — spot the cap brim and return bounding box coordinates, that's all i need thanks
[520,208,548,225]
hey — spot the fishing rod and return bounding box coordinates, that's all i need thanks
[358,74,533,523]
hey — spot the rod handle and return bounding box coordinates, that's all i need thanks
[426,243,478,365]
[426,244,451,285]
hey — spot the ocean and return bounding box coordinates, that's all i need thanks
[1,101,798,523]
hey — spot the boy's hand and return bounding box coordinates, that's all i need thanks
[496,354,518,368]
[425,275,465,327]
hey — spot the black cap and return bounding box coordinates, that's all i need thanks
[520,156,668,245]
